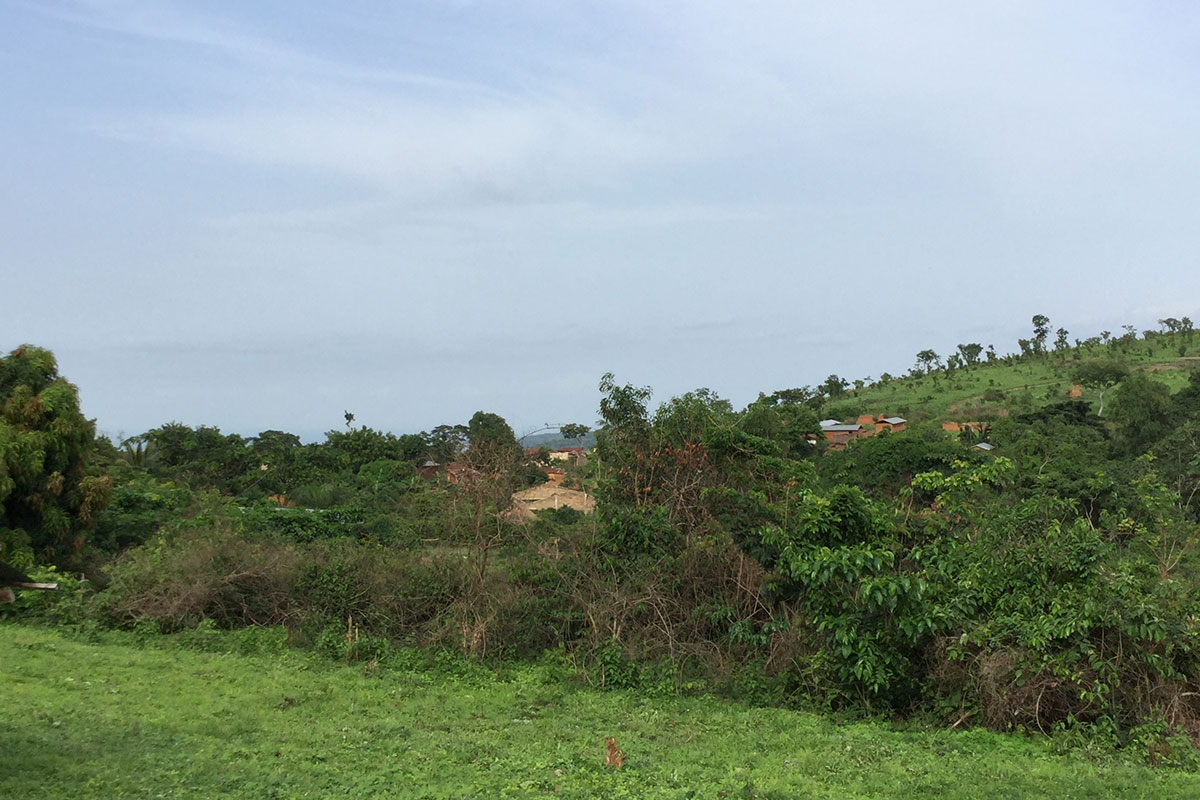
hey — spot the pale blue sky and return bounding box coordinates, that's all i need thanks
[3,1,1200,440]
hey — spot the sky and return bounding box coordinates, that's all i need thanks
[3,1,1200,442]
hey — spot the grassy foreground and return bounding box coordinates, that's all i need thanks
[2,625,1198,799]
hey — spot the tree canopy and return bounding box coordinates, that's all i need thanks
[0,345,110,566]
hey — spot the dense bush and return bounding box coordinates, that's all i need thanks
[92,504,473,642]
[10,339,1200,757]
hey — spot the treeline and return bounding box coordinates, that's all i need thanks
[3,318,1200,756]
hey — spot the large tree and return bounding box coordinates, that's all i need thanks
[915,349,941,374]
[1071,359,1129,417]
[957,343,983,366]
[1031,314,1051,355]
[558,423,591,448]
[1109,371,1172,454]
[0,345,110,566]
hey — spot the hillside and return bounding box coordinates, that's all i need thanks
[823,333,1199,426]
[4,625,1198,799]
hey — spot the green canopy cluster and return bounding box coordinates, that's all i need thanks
[0,345,110,566]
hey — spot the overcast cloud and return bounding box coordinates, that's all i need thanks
[3,1,1199,440]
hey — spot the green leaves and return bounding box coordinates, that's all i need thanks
[0,345,107,565]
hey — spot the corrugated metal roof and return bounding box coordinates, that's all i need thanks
[819,419,841,427]
[973,442,995,450]
[880,417,906,424]
[823,424,862,432]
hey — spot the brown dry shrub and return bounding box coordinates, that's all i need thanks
[538,523,784,685]
[96,522,472,639]
[97,522,301,630]
[291,538,470,639]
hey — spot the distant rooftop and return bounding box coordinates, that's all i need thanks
[880,417,906,424]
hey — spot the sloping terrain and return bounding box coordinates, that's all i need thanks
[831,337,1197,425]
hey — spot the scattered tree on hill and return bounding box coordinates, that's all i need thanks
[915,349,941,374]
[821,374,849,398]
[1054,328,1070,351]
[957,343,983,366]
[0,345,111,566]
[1159,318,1182,334]
[1031,314,1051,355]
[761,386,821,409]
[1071,359,1129,417]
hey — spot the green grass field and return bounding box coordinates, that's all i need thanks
[3,625,1198,799]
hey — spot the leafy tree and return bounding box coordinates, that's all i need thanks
[423,424,468,464]
[1172,370,1200,419]
[1031,314,1050,355]
[252,430,302,458]
[761,386,821,410]
[308,427,424,478]
[1071,359,1129,416]
[739,400,819,460]
[467,411,518,452]
[914,350,941,374]
[1109,371,1172,454]
[0,345,111,565]
[957,343,983,365]
[821,428,958,495]
[821,374,849,398]
[1054,327,1070,351]
[142,423,256,492]
[558,423,591,448]
[1158,317,1182,334]
[460,411,523,626]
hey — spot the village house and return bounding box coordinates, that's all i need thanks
[820,422,863,450]
[442,461,479,485]
[540,466,566,485]
[942,421,988,434]
[819,415,907,450]
[523,446,588,465]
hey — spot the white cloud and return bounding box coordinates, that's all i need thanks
[8,0,1200,436]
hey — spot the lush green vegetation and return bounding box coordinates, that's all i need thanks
[5,624,1199,799]
[833,319,1197,424]
[4,312,1200,792]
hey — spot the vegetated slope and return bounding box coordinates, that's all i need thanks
[833,337,1198,425]
[3,625,1198,800]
